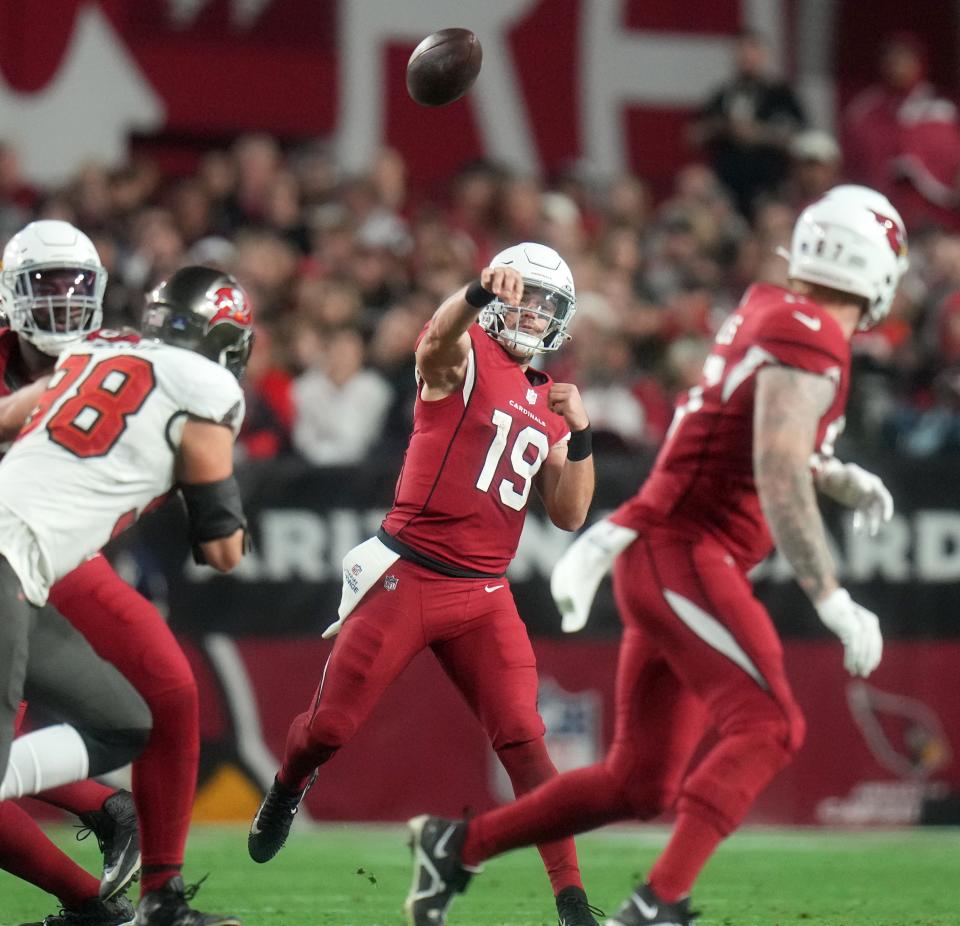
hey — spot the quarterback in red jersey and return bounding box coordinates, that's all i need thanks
[0,224,249,926]
[249,243,600,926]
[403,187,908,926]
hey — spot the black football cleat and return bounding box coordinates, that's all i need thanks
[20,894,136,926]
[604,883,698,926]
[135,876,241,926]
[76,789,142,901]
[405,815,480,926]
[247,771,317,863]
[556,886,604,926]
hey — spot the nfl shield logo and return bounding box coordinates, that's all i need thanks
[351,563,363,577]
[526,388,538,405]
[384,575,399,591]
[490,678,601,800]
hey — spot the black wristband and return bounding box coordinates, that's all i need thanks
[566,425,593,461]
[465,279,496,308]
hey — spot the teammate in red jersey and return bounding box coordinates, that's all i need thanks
[248,242,601,926]
[402,187,909,926]
[0,223,249,926]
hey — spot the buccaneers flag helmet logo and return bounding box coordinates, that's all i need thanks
[210,286,251,329]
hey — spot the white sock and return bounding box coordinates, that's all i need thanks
[0,724,90,799]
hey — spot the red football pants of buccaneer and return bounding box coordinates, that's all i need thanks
[4,553,200,898]
[463,529,806,897]
[279,557,585,895]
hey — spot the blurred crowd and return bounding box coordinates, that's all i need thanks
[2,29,960,463]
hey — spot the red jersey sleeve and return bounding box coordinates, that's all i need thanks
[753,299,848,377]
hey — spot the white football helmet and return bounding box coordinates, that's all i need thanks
[1,220,106,355]
[824,185,910,276]
[789,187,908,330]
[479,242,576,356]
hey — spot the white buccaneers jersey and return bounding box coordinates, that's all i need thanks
[0,335,244,605]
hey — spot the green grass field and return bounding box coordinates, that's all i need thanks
[2,824,958,926]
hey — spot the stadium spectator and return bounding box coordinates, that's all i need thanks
[290,323,393,465]
[689,30,807,218]
[784,129,843,208]
[842,32,960,232]
[238,323,295,461]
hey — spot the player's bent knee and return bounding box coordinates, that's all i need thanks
[610,765,676,818]
[80,725,152,777]
[605,745,679,818]
[744,704,806,758]
[307,706,357,750]
[147,675,198,719]
[719,692,806,757]
[488,718,546,752]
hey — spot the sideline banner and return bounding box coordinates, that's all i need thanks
[186,635,960,826]
[0,1,957,187]
[115,454,960,640]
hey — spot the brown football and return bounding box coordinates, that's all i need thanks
[406,28,482,107]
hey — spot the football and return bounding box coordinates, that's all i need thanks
[406,28,482,107]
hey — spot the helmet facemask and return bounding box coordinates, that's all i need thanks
[219,328,255,379]
[5,263,105,356]
[481,283,576,357]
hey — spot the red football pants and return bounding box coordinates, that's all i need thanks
[47,554,199,878]
[281,557,583,893]
[464,530,805,868]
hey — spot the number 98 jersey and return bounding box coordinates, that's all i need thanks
[381,324,570,575]
[0,335,244,606]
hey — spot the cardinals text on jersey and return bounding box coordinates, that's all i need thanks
[382,325,570,575]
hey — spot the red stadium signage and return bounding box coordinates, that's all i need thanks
[183,636,960,826]
[0,1,957,189]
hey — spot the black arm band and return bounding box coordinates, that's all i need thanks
[180,476,248,564]
[566,425,593,462]
[465,279,496,308]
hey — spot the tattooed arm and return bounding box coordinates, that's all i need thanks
[753,365,838,604]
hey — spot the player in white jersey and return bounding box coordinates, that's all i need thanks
[0,331,245,605]
[0,264,253,926]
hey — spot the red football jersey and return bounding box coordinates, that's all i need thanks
[0,329,31,399]
[382,324,571,575]
[612,283,850,570]
[0,329,35,455]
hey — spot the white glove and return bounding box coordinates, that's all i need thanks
[813,457,894,537]
[815,588,883,677]
[550,519,638,632]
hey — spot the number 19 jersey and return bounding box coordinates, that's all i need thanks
[381,325,570,576]
[0,336,244,605]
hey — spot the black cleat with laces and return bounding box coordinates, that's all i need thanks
[405,815,480,926]
[76,790,141,901]
[604,883,698,926]
[19,894,136,926]
[247,771,317,863]
[556,886,604,926]
[135,876,241,926]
